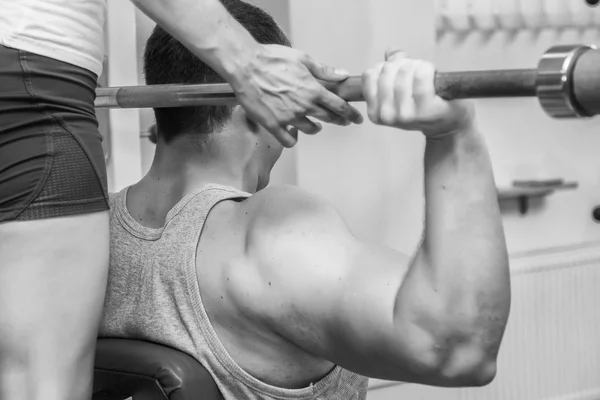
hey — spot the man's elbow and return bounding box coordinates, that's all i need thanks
[431,293,510,385]
[467,359,498,387]
[408,328,502,387]
[431,342,499,387]
[442,354,498,387]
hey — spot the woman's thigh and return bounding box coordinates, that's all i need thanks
[0,212,109,399]
[0,212,110,349]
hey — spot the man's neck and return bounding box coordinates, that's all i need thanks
[143,142,257,194]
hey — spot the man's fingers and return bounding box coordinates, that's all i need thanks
[148,124,158,144]
[317,89,363,125]
[378,60,404,125]
[412,61,437,104]
[362,63,384,124]
[385,48,407,62]
[393,62,417,122]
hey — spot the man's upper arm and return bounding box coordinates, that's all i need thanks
[237,186,441,382]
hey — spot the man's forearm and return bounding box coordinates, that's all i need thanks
[130,0,259,85]
[413,126,510,359]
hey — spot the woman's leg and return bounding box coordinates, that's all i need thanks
[0,212,109,400]
[0,44,112,400]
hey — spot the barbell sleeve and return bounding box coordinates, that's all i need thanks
[94,44,600,119]
[573,48,600,117]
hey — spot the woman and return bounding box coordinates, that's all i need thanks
[0,1,362,399]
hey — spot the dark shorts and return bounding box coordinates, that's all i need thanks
[0,44,109,222]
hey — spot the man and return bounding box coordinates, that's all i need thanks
[100,1,511,398]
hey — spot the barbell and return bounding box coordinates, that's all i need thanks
[95,44,600,119]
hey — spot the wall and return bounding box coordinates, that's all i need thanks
[436,28,600,254]
[105,0,142,192]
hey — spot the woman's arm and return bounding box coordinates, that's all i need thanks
[129,0,363,146]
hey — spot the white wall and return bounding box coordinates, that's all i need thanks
[105,0,142,192]
[134,7,158,178]
[436,28,600,254]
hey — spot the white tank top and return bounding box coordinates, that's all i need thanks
[0,0,107,76]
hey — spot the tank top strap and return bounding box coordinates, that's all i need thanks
[163,183,251,229]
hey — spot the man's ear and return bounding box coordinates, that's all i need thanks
[148,124,158,144]
[231,105,260,134]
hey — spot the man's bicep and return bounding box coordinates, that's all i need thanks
[300,239,430,379]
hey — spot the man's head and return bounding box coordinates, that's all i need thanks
[143,0,291,190]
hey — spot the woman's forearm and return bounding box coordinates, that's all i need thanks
[130,0,260,85]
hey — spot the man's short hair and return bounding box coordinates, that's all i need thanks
[143,0,291,143]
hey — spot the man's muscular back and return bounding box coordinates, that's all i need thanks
[192,186,337,389]
[122,181,360,389]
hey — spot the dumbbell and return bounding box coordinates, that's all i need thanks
[96,44,600,119]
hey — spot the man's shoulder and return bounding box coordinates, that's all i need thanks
[240,184,349,265]
[107,187,130,216]
[244,184,341,230]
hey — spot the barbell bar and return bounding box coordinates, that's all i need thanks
[95,44,600,119]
